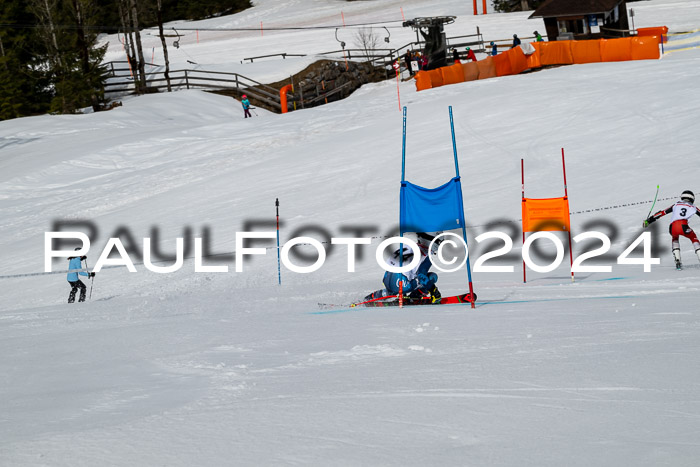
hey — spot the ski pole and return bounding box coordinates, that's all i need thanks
[83,257,94,300]
[646,185,660,218]
[644,185,660,227]
[276,198,281,285]
[251,108,258,116]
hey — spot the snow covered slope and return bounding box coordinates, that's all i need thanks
[1,1,700,465]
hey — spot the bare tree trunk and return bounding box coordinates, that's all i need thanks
[117,0,137,78]
[130,0,148,94]
[30,0,63,70]
[72,0,100,111]
[156,0,171,92]
[0,35,8,71]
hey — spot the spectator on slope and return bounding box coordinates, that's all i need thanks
[490,41,498,56]
[452,48,461,64]
[420,53,429,71]
[464,47,477,62]
[414,52,422,71]
[533,30,544,42]
[241,94,252,118]
[364,232,441,303]
[67,248,95,303]
[644,190,700,270]
[404,50,414,75]
[511,34,521,48]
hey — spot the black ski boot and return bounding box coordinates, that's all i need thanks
[429,285,441,303]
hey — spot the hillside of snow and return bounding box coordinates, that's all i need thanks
[1,0,700,465]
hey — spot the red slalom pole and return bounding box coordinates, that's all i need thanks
[562,148,574,282]
[394,63,401,111]
[473,0,478,15]
[482,0,487,14]
[521,158,527,283]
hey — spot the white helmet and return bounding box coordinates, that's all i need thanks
[681,190,695,204]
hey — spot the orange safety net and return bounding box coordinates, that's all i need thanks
[571,40,602,64]
[414,70,432,92]
[600,37,633,62]
[631,36,661,60]
[461,61,480,82]
[538,41,574,66]
[441,63,466,85]
[476,56,497,80]
[526,42,542,69]
[507,47,529,74]
[427,68,444,88]
[492,51,513,77]
[522,197,571,232]
[637,26,668,43]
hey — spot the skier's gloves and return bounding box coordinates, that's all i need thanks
[417,273,429,286]
[643,217,655,228]
[81,255,87,260]
[89,272,96,278]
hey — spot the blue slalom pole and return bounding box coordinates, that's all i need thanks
[448,106,476,308]
[276,198,281,285]
[399,107,408,306]
[401,106,407,182]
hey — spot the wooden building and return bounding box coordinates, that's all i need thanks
[529,0,630,41]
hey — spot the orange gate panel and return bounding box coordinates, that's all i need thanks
[522,197,571,232]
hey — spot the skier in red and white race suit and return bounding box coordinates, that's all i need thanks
[644,190,700,268]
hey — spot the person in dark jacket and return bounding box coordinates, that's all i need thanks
[67,248,95,303]
[452,48,460,63]
[241,95,252,118]
[512,34,521,48]
[490,41,498,56]
[404,50,414,75]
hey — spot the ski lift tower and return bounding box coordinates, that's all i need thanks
[403,16,456,70]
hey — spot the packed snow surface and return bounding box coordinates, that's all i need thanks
[1,0,700,465]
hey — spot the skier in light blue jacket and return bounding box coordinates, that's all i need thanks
[67,248,95,303]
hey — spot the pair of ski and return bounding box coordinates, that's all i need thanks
[319,292,477,309]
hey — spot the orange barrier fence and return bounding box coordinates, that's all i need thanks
[637,26,668,44]
[539,41,574,65]
[414,70,432,91]
[441,63,465,85]
[571,40,602,64]
[476,56,496,80]
[461,61,480,81]
[415,30,664,91]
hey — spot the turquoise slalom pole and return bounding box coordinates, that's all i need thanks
[276,198,281,285]
[448,106,476,309]
[399,107,407,307]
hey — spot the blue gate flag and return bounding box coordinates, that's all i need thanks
[400,177,465,233]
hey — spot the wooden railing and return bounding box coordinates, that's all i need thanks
[104,64,287,111]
